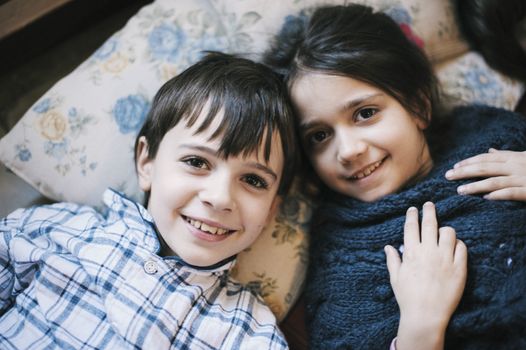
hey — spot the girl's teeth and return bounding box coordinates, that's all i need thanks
[352,160,382,179]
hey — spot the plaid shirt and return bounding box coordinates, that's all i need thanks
[0,189,287,350]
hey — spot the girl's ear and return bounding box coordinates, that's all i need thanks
[413,93,432,130]
[136,136,153,191]
[415,115,430,130]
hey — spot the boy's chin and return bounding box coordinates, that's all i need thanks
[181,254,236,269]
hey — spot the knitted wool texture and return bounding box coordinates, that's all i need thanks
[305,105,526,350]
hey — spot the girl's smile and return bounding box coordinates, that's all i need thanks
[346,157,386,181]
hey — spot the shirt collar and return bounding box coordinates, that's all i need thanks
[103,188,160,252]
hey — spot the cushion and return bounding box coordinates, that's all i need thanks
[436,51,525,110]
[0,0,524,321]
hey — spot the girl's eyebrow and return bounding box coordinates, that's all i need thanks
[179,144,278,181]
[300,93,384,132]
[339,93,383,113]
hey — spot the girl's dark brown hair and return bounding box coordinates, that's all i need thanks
[263,4,442,193]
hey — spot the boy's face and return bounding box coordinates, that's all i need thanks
[136,110,283,267]
[291,72,432,202]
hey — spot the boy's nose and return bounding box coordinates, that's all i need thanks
[199,176,235,212]
[337,133,368,164]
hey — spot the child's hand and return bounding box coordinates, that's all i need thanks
[445,149,526,201]
[384,202,467,350]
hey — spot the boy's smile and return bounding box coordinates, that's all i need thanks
[185,215,234,235]
[136,108,283,266]
[183,215,237,241]
[291,72,432,202]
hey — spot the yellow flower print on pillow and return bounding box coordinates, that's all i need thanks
[38,111,68,141]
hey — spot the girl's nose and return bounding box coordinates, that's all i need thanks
[336,132,368,164]
[198,174,236,212]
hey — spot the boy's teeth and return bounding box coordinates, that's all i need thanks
[202,223,216,234]
[188,218,228,235]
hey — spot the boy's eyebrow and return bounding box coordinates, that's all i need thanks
[180,144,218,156]
[179,144,278,181]
[299,92,383,132]
[246,162,278,181]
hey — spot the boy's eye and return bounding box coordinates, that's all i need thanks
[183,156,209,169]
[356,108,378,121]
[242,174,268,189]
[308,130,331,145]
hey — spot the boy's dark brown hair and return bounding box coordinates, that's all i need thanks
[135,52,299,200]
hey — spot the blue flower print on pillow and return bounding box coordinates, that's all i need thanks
[33,98,52,114]
[15,144,31,162]
[186,34,229,64]
[113,95,150,134]
[465,67,501,103]
[44,139,69,160]
[148,23,186,62]
[384,6,412,25]
[94,38,118,60]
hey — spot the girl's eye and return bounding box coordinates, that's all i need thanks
[183,156,209,170]
[242,174,268,189]
[356,108,378,121]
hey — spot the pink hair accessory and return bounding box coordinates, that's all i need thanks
[399,23,425,49]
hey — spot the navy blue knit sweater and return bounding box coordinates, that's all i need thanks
[305,105,526,350]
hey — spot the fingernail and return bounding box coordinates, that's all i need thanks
[407,206,417,213]
[445,170,453,178]
[424,201,434,207]
[453,163,461,169]
[457,186,465,194]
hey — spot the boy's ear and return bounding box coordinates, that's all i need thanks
[136,136,153,192]
[266,195,282,223]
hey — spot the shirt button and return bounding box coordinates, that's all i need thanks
[143,260,158,274]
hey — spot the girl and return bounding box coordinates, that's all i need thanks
[264,4,526,349]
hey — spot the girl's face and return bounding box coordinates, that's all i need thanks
[290,72,432,202]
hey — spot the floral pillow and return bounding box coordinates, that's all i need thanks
[436,52,525,110]
[0,0,524,321]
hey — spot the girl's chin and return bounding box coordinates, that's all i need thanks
[337,184,391,202]
[354,191,387,202]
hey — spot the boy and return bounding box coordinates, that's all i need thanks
[0,53,298,349]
